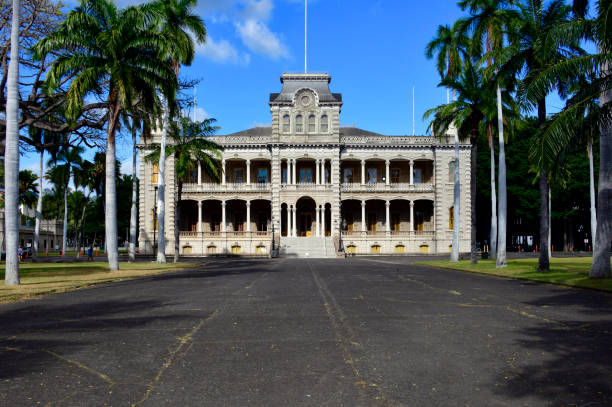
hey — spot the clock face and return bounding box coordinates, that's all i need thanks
[297,91,315,108]
[301,95,311,106]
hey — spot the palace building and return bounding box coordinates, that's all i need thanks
[138,73,471,257]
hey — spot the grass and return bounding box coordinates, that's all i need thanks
[0,261,194,303]
[415,257,612,292]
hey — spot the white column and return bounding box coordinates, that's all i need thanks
[292,159,297,185]
[385,160,390,185]
[321,205,326,236]
[222,160,226,185]
[285,204,290,236]
[409,160,414,186]
[292,205,297,237]
[321,159,326,184]
[361,160,366,185]
[410,201,415,232]
[246,160,251,185]
[361,201,366,232]
[197,201,202,232]
[246,201,251,232]
[221,201,226,232]
[197,162,202,185]
[385,201,390,233]
[315,205,320,236]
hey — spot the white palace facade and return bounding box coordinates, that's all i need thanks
[138,73,471,257]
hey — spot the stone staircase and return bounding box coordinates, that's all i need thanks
[279,237,336,258]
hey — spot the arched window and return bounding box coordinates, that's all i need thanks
[448,160,456,183]
[320,115,328,132]
[295,115,303,132]
[449,207,454,230]
[282,114,290,133]
[308,115,316,133]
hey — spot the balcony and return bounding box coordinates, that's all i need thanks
[340,183,434,193]
[180,231,271,238]
[280,183,334,191]
[341,230,434,238]
[182,183,271,193]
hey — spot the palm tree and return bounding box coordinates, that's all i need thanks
[497,0,578,272]
[148,0,207,264]
[425,60,489,264]
[458,0,520,267]
[4,0,21,285]
[48,146,83,256]
[527,0,611,277]
[147,117,222,262]
[33,0,177,270]
[425,21,469,262]
[18,170,39,209]
[73,159,95,258]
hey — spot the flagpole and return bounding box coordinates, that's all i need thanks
[305,0,307,73]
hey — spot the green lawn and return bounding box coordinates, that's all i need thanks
[415,257,612,292]
[0,261,194,303]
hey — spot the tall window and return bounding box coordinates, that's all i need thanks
[234,168,244,183]
[257,168,268,184]
[308,115,316,133]
[282,114,290,132]
[299,168,312,183]
[343,168,354,183]
[320,115,328,132]
[449,207,454,230]
[414,168,422,184]
[368,168,377,183]
[281,168,288,184]
[391,168,400,183]
[295,115,303,132]
[152,163,159,184]
[448,160,456,183]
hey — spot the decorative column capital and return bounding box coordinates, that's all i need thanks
[246,201,251,207]
[221,201,226,207]
[361,201,366,207]
[197,201,203,207]
[410,201,415,207]
[385,201,391,207]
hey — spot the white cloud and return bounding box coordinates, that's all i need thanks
[235,19,289,60]
[239,0,274,22]
[197,36,251,65]
[182,107,210,122]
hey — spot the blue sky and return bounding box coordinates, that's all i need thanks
[21,0,569,177]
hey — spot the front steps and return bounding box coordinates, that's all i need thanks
[279,237,336,258]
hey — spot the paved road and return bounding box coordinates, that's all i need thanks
[1,257,611,406]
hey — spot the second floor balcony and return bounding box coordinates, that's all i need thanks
[182,182,271,193]
[340,182,434,193]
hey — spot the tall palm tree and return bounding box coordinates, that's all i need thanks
[497,0,578,272]
[18,170,39,209]
[148,0,207,264]
[4,0,21,285]
[49,146,83,256]
[73,159,95,258]
[458,0,520,267]
[33,0,177,270]
[425,21,469,262]
[425,60,489,264]
[147,117,222,262]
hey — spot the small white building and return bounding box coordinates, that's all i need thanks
[139,73,471,257]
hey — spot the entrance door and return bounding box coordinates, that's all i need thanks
[299,212,313,236]
[299,168,313,184]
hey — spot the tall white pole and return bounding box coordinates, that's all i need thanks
[412,86,415,136]
[305,0,307,73]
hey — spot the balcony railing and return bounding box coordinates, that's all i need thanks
[182,183,271,193]
[340,183,434,192]
[280,183,334,190]
[180,230,271,238]
[341,230,434,237]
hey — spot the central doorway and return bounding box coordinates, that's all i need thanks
[296,197,316,237]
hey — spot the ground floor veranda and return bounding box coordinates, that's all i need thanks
[147,196,464,256]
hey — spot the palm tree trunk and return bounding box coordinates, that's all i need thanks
[129,126,138,262]
[33,150,44,260]
[75,191,91,259]
[548,187,552,258]
[105,102,120,271]
[496,85,507,268]
[537,99,550,272]
[451,129,460,262]
[174,181,182,263]
[4,0,20,285]
[470,126,479,265]
[156,97,169,264]
[588,138,597,253]
[488,124,497,260]
[591,59,612,278]
[62,181,68,255]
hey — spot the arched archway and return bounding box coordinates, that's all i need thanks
[296,197,316,237]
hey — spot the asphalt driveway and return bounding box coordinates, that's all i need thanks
[1,257,611,406]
